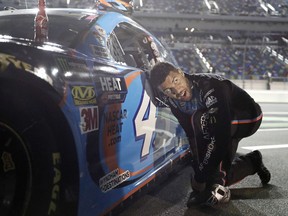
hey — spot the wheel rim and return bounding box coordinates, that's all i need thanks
[0,122,32,216]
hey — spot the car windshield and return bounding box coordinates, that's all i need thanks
[0,12,95,47]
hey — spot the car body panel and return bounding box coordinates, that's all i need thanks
[0,7,189,216]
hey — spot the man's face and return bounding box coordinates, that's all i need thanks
[158,70,192,101]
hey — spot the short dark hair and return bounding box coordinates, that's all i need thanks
[149,62,178,88]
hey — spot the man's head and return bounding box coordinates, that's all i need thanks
[150,62,192,101]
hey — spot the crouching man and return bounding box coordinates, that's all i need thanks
[149,62,271,207]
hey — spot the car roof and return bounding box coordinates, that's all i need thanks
[0,8,107,47]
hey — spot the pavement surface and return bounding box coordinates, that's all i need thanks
[117,103,288,216]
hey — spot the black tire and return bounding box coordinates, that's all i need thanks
[0,82,63,216]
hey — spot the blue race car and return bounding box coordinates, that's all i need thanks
[0,1,190,215]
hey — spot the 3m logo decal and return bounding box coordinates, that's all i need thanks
[71,86,97,106]
[79,106,99,134]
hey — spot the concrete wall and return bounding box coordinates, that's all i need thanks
[133,12,288,33]
[246,90,288,103]
[231,79,288,103]
[231,79,288,90]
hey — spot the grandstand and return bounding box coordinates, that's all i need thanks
[140,0,288,17]
[168,35,288,82]
[164,34,287,80]
[134,0,288,84]
[1,0,287,85]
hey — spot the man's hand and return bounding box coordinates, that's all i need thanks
[191,176,206,192]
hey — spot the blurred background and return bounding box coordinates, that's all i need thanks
[2,0,287,91]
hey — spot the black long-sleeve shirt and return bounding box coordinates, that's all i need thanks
[162,73,262,182]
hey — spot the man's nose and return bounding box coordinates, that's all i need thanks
[174,87,181,95]
[168,87,177,95]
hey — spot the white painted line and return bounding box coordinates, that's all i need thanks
[258,128,288,132]
[264,112,288,115]
[242,144,288,151]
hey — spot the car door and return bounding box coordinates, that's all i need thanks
[83,14,189,215]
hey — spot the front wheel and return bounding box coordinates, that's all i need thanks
[0,84,63,216]
[0,123,32,215]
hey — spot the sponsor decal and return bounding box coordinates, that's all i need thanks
[56,58,69,71]
[48,152,61,215]
[79,106,99,134]
[99,168,130,193]
[93,34,106,46]
[205,96,217,108]
[150,42,160,57]
[146,35,154,42]
[199,136,216,171]
[100,92,127,104]
[1,152,15,172]
[208,107,218,114]
[71,85,97,106]
[107,93,121,100]
[100,77,122,91]
[203,88,215,100]
[90,45,109,59]
[200,113,210,140]
[104,108,127,146]
[150,41,157,50]
[179,101,186,108]
[95,25,106,37]
[153,49,160,57]
[0,53,33,72]
[56,57,89,72]
[96,76,127,104]
[105,108,127,123]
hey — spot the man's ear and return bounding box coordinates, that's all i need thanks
[178,69,185,77]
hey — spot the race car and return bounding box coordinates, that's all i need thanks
[0,1,190,215]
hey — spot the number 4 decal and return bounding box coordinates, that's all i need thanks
[134,90,157,158]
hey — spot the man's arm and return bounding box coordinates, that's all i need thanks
[193,80,232,184]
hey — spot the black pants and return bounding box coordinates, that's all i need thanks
[190,103,263,187]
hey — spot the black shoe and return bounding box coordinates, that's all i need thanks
[187,184,230,208]
[249,150,271,185]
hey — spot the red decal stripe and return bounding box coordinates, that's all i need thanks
[231,113,263,125]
